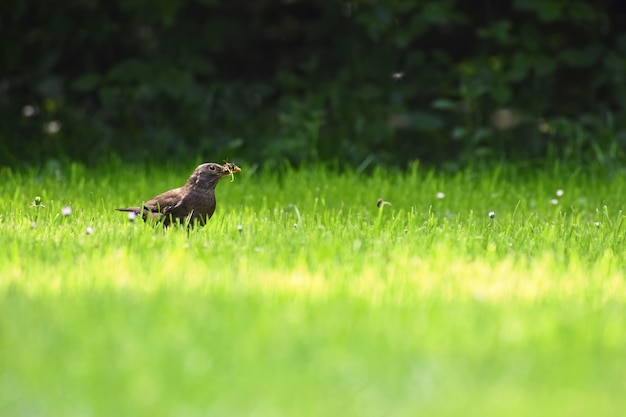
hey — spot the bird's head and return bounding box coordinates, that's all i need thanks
[187,162,242,188]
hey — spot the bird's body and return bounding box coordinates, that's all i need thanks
[117,162,241,227]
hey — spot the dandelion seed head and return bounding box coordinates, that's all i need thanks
[61,206,72,216]
[556,189,564,197]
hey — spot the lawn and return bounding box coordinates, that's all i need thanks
[1,161,625,416]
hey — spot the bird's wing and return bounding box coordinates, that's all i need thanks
[142,188,189,222]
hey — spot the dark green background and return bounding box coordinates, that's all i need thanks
[2,0,626,168]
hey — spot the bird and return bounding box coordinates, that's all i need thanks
[117,162,241,227]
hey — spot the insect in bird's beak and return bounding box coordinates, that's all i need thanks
[223,162,241,182]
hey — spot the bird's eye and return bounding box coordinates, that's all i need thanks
[208,165,215,171]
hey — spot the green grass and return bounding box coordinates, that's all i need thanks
[1,162,626,417]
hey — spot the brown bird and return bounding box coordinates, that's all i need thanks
[117,162,241,227]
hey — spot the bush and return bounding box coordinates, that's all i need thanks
[1,0,625,168]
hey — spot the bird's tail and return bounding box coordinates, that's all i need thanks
[116,207,140,213]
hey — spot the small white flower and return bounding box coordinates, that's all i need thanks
[61,206,72,216]
[293,223,298,229]
[22,105,37,117]
[556,189,564,197]
[436,192,445,199]
[31,196,45,208]
[550,199,558,205]
[237,224,243,232]
[43,120,62,134]
[127,211,137,221]
[86,226,94,235]
[488,211,496,219]
[594,222,601,228]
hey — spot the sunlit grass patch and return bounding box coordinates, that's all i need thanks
[1,162,626,416]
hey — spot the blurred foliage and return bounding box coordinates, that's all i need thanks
[1,0,626,169]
